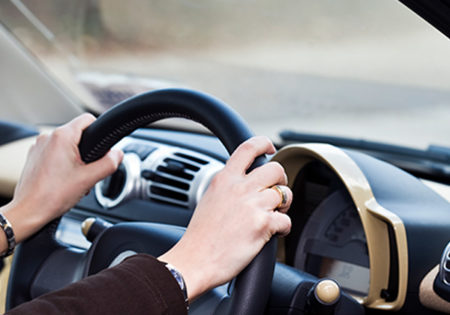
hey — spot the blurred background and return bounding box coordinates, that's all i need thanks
[1,0,449,148]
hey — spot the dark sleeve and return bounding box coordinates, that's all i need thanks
[6,254,187,315]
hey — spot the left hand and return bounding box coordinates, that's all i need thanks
[1,114,123,243]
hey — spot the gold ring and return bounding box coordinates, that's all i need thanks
[271,185,287,209]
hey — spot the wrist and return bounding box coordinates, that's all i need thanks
[0,212,15,257]
[1,199,47,244]
[158,239,214,301]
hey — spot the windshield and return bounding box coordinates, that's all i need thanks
[1,0,449,149]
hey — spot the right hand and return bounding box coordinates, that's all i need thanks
[159,136,292,300]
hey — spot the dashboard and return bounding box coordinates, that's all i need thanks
[293,186,370,297]
[273,143,450,313]
[273,145,407,311]
[56,128,228,250]
[3,126,449,314]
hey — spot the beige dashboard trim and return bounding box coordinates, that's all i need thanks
[273,143,408,311]
[0,136,37,197]
[0,255,12,313]
[419,265,450,313]
[0,127,54,198]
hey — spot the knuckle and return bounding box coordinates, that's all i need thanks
[239,140,257,154]
[268,161,284,174]
[255,213,271,233]
[284,215,292,232]
[36,133,48,143]
[259,135,272,145]
[51,127,67,141]
[259,136,274,150]
[238,136,273,155]
[284,214,292,227]
[79,113,96,126]
[264,161,286,184]
[281,217,292,234]
[80,113,95,121]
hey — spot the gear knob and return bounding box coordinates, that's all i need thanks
[315,279,341,304]
[307,279,341,315]
[81,217,112,242]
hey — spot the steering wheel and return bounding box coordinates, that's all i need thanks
[6,89,277,315]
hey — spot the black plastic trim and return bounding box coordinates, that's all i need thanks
[399,0,450,40]
[380,223,399,302]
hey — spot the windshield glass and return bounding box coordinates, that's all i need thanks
[1,0,449,149]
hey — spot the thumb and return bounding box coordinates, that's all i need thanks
[83,149,124,186]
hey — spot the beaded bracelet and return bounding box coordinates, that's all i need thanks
[0,213,16,258]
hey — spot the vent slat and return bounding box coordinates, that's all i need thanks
[174,152,208,165]
[151,173,190,190]
[150,183,190,196]
[157,165,194,180]
[164,157,200,172]
[150,186,188,202]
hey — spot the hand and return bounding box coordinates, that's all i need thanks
[159,136,292,300]
[1,114,123,245]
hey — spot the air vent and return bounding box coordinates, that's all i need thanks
[147,151,211,209]
[95,138,224,210]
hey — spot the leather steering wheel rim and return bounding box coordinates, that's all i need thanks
[7,88,277,315]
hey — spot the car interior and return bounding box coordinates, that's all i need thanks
[0,0,449,314]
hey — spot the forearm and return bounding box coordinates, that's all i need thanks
[6,254,187,315]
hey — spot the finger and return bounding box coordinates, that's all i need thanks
[226,136,276,174]
[69,113,96,131]
[83,149,124,187]
[61,113,96,143]
[259,185,292,213]
[247,161,287,189]
[270,211,292,236]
